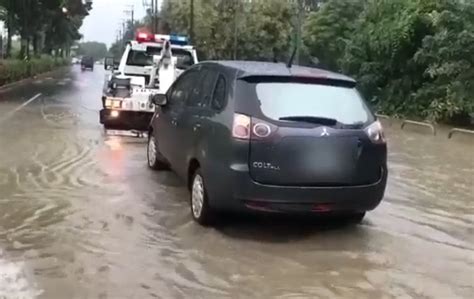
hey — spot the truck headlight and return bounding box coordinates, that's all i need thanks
[105,99,122,109]
[112,100,122,108]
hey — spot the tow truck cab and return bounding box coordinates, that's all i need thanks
[100,33,198,131]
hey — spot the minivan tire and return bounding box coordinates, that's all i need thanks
[190,169,215,226]
[147,135,168,170]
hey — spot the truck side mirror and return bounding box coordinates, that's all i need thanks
[105,57,114,70]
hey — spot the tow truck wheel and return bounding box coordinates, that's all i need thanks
[147,135,168,170]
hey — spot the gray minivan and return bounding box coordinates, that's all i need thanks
[148,61,387,226]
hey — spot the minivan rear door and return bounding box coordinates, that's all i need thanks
[239,77,384,187]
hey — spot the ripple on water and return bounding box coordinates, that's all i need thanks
[3,136,111,197]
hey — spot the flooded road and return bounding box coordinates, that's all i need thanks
[0,67,473,299]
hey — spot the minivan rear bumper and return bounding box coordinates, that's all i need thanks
[215,165,387,213]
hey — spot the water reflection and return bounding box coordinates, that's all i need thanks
[0,67,473,298]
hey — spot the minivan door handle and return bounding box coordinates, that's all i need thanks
[193,123,201,132]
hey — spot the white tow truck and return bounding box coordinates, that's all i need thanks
[100,32,198,132]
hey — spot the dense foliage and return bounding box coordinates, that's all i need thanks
[0,0,92,59]
[110,0,472,123]
[0,56,69,86]
[77,41,108,60]
[330,0,473,122]
[307,0,473,123]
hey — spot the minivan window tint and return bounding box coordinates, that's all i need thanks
[255,81,371,125]
[169,71,199,109]
[211,75,227,111]
[186,69,216,108]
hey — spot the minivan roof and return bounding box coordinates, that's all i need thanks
[205,60,356,83]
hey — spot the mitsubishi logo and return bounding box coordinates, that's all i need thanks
[320,127,330,137]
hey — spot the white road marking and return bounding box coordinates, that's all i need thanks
[0,93,42,124]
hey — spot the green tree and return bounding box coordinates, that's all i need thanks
[77,41,108,60]
[303,0,363,70]
[159,0,293,61]
[0,0,91,58]
[413,0,474,122]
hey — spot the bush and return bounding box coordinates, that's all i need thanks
[0,56,69,86]
[304,0,474,124]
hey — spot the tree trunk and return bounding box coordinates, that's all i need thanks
[6,12,13,58]
[33,34,38,57]
[26,38,30,59]
[20,38,27,59]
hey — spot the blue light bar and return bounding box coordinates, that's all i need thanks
[169,35,189,45]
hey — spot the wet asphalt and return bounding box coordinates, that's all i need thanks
[0,66,473,299]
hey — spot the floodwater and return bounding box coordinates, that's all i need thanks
[0,67,473,299]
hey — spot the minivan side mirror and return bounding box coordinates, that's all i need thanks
[151,94,167,106]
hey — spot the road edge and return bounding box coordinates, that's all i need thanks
[0,66,70,94]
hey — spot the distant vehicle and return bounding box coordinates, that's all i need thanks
[71,57,80,64]
[147,61,388,226]
[100,32,198,132]
[81,56,94,71]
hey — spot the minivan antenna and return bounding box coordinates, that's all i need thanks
[287,39,298,68]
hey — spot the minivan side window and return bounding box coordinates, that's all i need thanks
[187,68,217,108]
[211,75,227,111]
[168,71,199,109]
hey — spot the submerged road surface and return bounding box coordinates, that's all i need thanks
[0,67,473,299]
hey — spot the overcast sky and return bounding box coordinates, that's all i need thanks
[81,0,161,47]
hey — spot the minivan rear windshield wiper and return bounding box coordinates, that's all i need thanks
[279,116,338,126]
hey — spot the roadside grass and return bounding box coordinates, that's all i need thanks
[0,56,70,86]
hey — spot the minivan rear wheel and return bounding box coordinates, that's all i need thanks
[190,169,214,226]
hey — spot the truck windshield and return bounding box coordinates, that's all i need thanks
[126,46,194,69]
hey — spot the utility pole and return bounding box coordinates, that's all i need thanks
[150,0,155,33]
[190,0,194,43]
[125,5,134,40]
[155,0,159,33]
[233,1,238,60]
[296,0,303,65]
[149,0,158,34]
[122,21,126,41]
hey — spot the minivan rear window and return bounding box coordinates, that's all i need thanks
[254,81,372,126]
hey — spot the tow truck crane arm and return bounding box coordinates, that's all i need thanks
[148,40,176,91]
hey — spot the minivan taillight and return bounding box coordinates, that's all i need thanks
[232,113,251,139]
[233,114,278,140]
[251,117,277,140]
[365,120,386,144]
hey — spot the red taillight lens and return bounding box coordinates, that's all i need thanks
[232,113,251,139]
[365,120,386,144]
